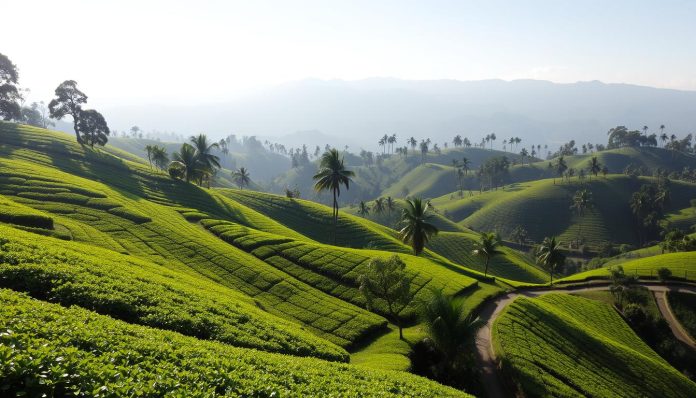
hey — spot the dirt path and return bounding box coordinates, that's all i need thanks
[473,283,696,398]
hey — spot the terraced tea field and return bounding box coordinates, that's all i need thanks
[559,252,696,283]
[493,293,696,397]
[0,289,470,397]
[431,176,696,247]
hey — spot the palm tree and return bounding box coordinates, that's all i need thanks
[171,143,201,183]
[313,149,355,244]
[389,133,397,154]
[571,189,594,245]
[420,288,484,384]
[471,232,502,276]
[233,167,250,189]
[144,145,154,168]
[555,156,567,184]
[151,145,169,171]
[386,196,396,216]
[453,135,462,147]
[536,237,565,284]
[460,157,470,176]
[408,137,418,154]
[190,134,221,185]
[588,156,601,179]
[490,133,496,150]
[358,201,370,216]
[373,197,385,215]
[399,198,438,256]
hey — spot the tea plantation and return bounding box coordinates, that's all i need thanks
[493,294,696,397]
[0,289,470,397]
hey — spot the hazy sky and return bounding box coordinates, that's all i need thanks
[5,0,696,107]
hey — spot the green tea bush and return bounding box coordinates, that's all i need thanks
[0,289,470,398]
[493,294,696,397]
[0,225,348,361]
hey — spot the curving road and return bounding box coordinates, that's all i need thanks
[473,283,696,398]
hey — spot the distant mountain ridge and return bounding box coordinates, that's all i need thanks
[102,78,696,149]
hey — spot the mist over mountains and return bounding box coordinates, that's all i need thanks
[103,78,696,149]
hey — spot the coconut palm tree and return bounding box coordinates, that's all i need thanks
[460,157,470,176]
[588,156,601,179]
[408,137,418,154]
[536,236,565,284]
[313,149,354,244]
[571,189,594,245]
[373,197,385,215]
[190,134,221,185]
[420,288,484,384]
[151,145,169,171]
[358,201,370,216]
[555,156,568,184]
[386,196,396,216]
[145,145,154,168]
[399,198,438,256]
[171,143,201,183]
[233,167,250,189]
[472,232,502,276]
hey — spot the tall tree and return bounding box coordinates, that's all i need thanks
[408,137,417,154]
[571,189,594,245]
[145,145,154,168]
[313,149,354,244]
[555,156,567,184]
[171,143,201,182]
[373,197,385,215]
[359,255,412,340]
[536,236,565,284]
[588,156,601,179]
[358,201,370,216]
[472,232,502,277]
[233,167,251,189]
[0,53,22,121]
[189,134,220,185]
[151,145,169,171]
[386,196,396,216]
[419,288,484,386]
[48,80,87,144]
[398,198,438,256]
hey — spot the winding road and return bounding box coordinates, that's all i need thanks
[473,282,696,398]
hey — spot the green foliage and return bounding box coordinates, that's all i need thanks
[667,292,696,340]
[560,252,696,283]
[399,198,439,255]
[0,289,470,397]
[471,232,502,277]
[359,255,412,339]
[0,195,53,229]
[493,294,696,397]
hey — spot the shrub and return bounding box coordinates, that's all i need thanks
[657,267,672,281]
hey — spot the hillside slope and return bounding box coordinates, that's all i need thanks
[493,293,696,397]
[431,175,696,246]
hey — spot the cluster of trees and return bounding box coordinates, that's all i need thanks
[48,80,110,147]
[168,134,222,185]
[629,182,671,246]
[549,156,607,184]
[357,197,397,218]
[606,124,693,152]
[477,156,510,190]
[0,53,22,121]
[144,145,170,170]
[358,255,481,389]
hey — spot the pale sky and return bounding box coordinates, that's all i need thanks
[4,0,696,108]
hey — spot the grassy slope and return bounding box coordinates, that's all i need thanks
[0,123,387,348]
[559,252,696,283]
[431,175,696,246]
[381,163,458,199]
[509,146,696,182]
[0,223,346,361]
[0,289,470,397]
[493,294,696,398]
[426,231,548,284]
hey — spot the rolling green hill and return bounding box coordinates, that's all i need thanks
[272,146,527,204]
[493,293,696,397]
[559,252,696,283]
[0,289,469,397]
[509,146,696,182]
[431,175,696,246]
[0,122,504,394]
